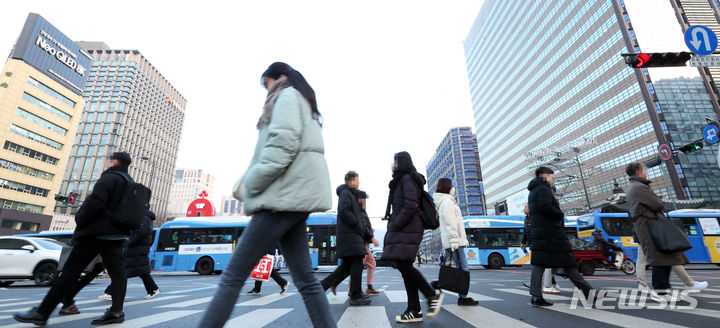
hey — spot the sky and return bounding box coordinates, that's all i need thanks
[0,0,484,226]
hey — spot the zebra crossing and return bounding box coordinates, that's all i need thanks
[2,284,720,328]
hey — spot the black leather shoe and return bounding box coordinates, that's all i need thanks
[91,310,124,325]
[13,307,48,326]
[531,296,553,307]
[349,297,371,306]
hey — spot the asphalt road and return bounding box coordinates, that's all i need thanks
[1,264,719,327]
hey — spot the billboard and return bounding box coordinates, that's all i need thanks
[9,13,91,96]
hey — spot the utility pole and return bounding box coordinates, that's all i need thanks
[575,155,592,210]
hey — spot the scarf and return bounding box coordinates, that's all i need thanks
[257,76,291,129]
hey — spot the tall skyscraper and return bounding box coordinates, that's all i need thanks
[167,169,215,218]
[55,43,187,224]
[655,77,720,205]
[0,13,90,235]
[426,127,486,216]
[465,0,692,214]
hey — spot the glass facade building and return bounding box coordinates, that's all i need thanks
[55,43,187,225]
[655,77,720,205]
[464,0,687,214]
[426,127,486,215]
[167,169,215,218]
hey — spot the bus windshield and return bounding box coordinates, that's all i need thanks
[578,215,595,229]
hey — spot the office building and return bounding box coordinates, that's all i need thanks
[0,13,90,234]
[167,169,215,218]
[220,195,243,216]
[426,127,486,216]
[55,42,187,225]
[465,0,691,214]
[655,77,720,205]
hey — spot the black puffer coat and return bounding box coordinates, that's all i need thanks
[74,165,132,238]
[335,185,367,258]
[528,177,576,268]
[382,174,424,262]
[124,210,155,277]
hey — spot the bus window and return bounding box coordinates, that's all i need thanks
[680,218,699,236]
[698,217,720,235]
[158,228,235,252]
[601,218,634,236]
[465,228,522,249]
[578,216,594,229]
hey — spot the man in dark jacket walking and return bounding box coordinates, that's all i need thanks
[14,152,137,325]
[320,171,371,306]
[100,210,160,301]
[625,163,688,293]
[528,167,593,307]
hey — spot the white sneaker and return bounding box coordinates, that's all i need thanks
[144,289,160,300]
[638,283,651,292]
[543,287,560,295]
[688,281,708,290]
[98,293,112,301]
[552,285,561,294]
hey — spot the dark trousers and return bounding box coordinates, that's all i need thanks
[253,268,287,292]
[396,260,435,313]
[530,265,592,299]
[106,273,158,295]
[321,256,364,299]
[38,237,126,315]
[652,266,672,291]
[62,262,105,307]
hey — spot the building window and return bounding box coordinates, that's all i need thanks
[3,141,59,165]
[9,125,63,150]
[21,92,72,122]
[16,108,68,136]
[26,77,75,108]
[0,178,49,197]
[0,159,54,181]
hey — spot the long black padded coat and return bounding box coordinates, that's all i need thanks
[335,184,368,258]
[528,177,577,268]
[381,174,424,262]
[124,211,155,277]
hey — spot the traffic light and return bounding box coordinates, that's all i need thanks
[54,195,67,203]
[54,191,79,204]
[678,139,704,154]
[625,52,691,68]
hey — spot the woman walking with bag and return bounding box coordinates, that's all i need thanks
[433,178,478,306]
[381,151,444,323]
[198,62,335,328]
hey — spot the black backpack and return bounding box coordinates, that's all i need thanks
[418,190,439,230]
[111,172,151,230]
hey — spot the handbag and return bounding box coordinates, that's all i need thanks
[437,256,470,295]
[648,218,692,253]
[251,254,275,281]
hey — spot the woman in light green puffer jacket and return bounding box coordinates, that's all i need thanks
[200,62,336,328]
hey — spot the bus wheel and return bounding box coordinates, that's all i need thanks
[196,257,214,275]
[579,261,595,276]
[488,253,505,270]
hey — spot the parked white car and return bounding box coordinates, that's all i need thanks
[0,236,63,287]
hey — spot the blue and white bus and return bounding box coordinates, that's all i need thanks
[463,215,578,269]
[577,209,720,264]
[153,213,338,275]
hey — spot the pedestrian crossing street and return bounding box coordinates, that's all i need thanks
[2,282,720,327]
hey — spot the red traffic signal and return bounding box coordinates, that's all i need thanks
[625,52,691,68]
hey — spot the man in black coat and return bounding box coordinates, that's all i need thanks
[100,210,160,301]
[528,167,593,307]
[14,152,136,325]
[320,171,371,305]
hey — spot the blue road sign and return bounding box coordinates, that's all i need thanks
[685,25,718,56]
[704,124,719,144]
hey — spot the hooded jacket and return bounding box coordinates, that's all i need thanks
[335,184,368,258]
[74,164,132,238]
[381,173,425,262]
[433,192,469,250]
[527,176,576,268]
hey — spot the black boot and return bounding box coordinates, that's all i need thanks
[531,296,553,306]
[91,309,124,325]
[13,307,48,326]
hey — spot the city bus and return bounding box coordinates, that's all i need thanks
[576,209,720,264]
[462,215,577,269]
[154,213,338,275]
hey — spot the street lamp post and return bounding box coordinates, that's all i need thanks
[141,156,156,204]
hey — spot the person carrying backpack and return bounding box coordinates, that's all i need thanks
[381,151,444,323]
[14,152,143,326]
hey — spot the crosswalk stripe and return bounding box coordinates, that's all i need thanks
[495,288,567,301]
[0,300,40,308]
[0,298,110,313]
[235,293,295,306]
[156,296,214,308]
[1,312,102,328]
[84,295,187,311]
[327,292,347,305]
[543,303,689,328]
[440,291,501,301]
[695,293,720,299]
[383,290,407,303]
[337,306,391,328]
[0,298,25,304]
[166,286,217,294]
[225,308,293,327]
[444,304,534,328]
[0,315,11,320]
[106,310,202,327]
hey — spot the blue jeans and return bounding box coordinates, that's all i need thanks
[198,211,335,328]
[445,247,469,298]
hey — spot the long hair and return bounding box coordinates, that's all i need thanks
[262,62,320,119]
